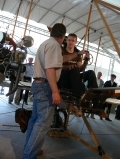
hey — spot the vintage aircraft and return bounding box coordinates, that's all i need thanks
[0,0,120,159]
[1,30,120,159]
[0,31,34,95]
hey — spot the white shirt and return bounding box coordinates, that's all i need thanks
[97,78,100,87]
[24,63,34,78]
[33,37,63,82]
[111,81,113,86]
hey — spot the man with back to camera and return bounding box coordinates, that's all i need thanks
[58,33,98,99]
[22,23,66,159]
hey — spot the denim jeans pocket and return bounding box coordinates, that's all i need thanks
[34,91,48,102]
[31,82,51,102]
[31,81,53,107]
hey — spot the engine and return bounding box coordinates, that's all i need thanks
[0,31,34,96]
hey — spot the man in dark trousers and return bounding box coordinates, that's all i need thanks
[58,33,98,99]
[19,57,34,105]
[103,74,117,121]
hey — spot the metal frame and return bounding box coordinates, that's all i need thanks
[49,86,120,159]
[1,80,119,158]
[66,111,110,159]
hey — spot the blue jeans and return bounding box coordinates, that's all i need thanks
[22,80,54,159]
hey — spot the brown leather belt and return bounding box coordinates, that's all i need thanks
[34,77,48,82]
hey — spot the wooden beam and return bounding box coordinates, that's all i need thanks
[99,3,120,14]
[96,0,120,15]
[83,2,93,50]
[23,0,34,37]
[12,0,23,38]
[94,35,102,71]
[96,0,120,11]
[94,0,120,57]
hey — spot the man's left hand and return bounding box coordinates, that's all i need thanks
[84,51,90,61]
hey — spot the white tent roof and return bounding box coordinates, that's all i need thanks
[0,0,120,58]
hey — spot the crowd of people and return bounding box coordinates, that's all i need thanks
[5,23,119,159]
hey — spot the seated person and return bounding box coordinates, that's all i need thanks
[58,33,98,99]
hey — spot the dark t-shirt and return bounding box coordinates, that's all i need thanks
[62,48,82,67]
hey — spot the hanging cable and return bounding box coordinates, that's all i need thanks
[77,34,85,47]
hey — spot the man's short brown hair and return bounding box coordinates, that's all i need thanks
[68,33,77,41]
[98,72,102,76]
[111,74,116,78]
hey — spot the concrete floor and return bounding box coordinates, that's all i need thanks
[0,87,120,159]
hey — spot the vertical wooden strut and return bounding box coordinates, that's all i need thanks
[94,35,102,72]
[23,0,34,37]
[62,16,65,24]
[94,0,120,57]
[83,2,93,50]
[12,0,23,38]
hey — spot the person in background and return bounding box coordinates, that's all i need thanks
[8,86,22,105]
[97,71,104,88]
[19,57,34,105]
[22,23,66,159]
[8,71,24,105]
[90,72,104,119]
[103,74,117,121]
